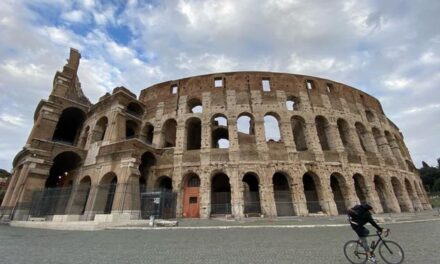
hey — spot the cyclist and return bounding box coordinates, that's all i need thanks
[347,203,383,263]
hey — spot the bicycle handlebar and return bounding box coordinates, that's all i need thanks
[377,228,390,237]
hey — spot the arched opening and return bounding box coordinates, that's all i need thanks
[126,120,139,139]
[161,119,177,147]
[355,122,371,152]
[92,117,108,143]
[315,116,331,151]
[372,127,389,160]
[138,152,156,193]
[237,113,256,145]
[95,172,118,214]
[243,173,261,215]
[264,113,281,142]
[391,177,411,212]
[365,110,375,122]
[291,116,308,151]
[186,117,202,150]
[156,176,173,191]
[353,174,368,204]
[187,97,203,113]
[374,175,390,213]
[337,119,352,151]
[385,130,403,166]
[286,96,300,111]
[183,173,201,218]
[330,173,347,214]
[52,107,85,145]
[127,102,144,117]
[34,152,81,217]
[272,172,294,216]
[211,114,229,148]
[46,152,82,188]
[395,134,408,158]
[211,173,231,215]
[303,172,322,213]
[141,123,154,144]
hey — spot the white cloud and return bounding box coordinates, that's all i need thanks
[61,10,87,23]
[0,113,26,127]
[0,0,440,169]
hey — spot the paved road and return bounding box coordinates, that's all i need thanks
[0,220,439,264]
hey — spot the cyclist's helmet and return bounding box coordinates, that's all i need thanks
[361,203,373,210]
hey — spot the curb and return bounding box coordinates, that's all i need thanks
[108,218,440,231]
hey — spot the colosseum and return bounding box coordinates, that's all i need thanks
[0,48,432,223]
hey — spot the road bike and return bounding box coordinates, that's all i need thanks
[343,229,404,264]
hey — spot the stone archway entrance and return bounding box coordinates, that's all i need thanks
[330,174,347,214]
[243,173,261,216]
[211,173,231,215]
[272,172,294,216]
[374,175,390,213]
[183,173,200,218]
[303,173,322,213]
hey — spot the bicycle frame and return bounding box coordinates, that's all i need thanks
[364,229,390,254]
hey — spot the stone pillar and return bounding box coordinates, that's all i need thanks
[199,170,211,219]
[259,169,276,217]
[304,121,323,161]
[254,119,269,160]
[388,139,406,169]
[383,179,402,213]
[344,177,360,209]
[280,119,297,160]
[319,177,338,216]
[105,104,125,144]
[152,102,165,148]
[229,167,244,218]
[328,122,344,152]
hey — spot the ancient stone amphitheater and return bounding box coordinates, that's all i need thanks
[0,49,431,222]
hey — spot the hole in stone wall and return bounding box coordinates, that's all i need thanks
[264,114,281,142]
[262,78,271,92]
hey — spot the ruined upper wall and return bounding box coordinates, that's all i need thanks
[138,72,384,120]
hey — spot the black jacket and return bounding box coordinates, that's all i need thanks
[348,206,381,230]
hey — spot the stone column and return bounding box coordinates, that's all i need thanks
[105,104,125,144]
[280,119,297,160]
[319,177,338,216]
[229,167,244,218]
[304,121,323,161]
[152,102,165,148]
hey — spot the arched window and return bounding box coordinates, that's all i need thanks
[264,114,281,142]
[126,120,139,139]
[237,113,255,145]
[286,96,300,111]
[52,107,86,145]
[211,114,229,148]
[337,119,351,150]
[92,117,108,143]
[365,110,375,122]
[291,116,307,151]
[315,116,331,151]
[141,123,154,144]
[187,98,203,113]
[186,117,201,150]
[127,102,144,117]
[161,119,177,148]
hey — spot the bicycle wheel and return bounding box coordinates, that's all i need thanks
[343,240,367,264]
[378,240,405,264]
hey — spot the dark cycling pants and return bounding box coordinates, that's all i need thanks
[351,224,370,252]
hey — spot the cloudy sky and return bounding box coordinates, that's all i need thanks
[0,0,439,170]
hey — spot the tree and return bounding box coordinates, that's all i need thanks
[0,169,11,178]
[419,159,440,192]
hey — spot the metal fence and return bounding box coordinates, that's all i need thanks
[0,184,177,221]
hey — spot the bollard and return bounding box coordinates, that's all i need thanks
[149,215,155,226]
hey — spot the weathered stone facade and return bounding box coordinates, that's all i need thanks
[1,49,431,221]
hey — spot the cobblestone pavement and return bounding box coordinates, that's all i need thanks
[0,220,439,264]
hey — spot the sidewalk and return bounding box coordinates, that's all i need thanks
[9,210,440,231]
